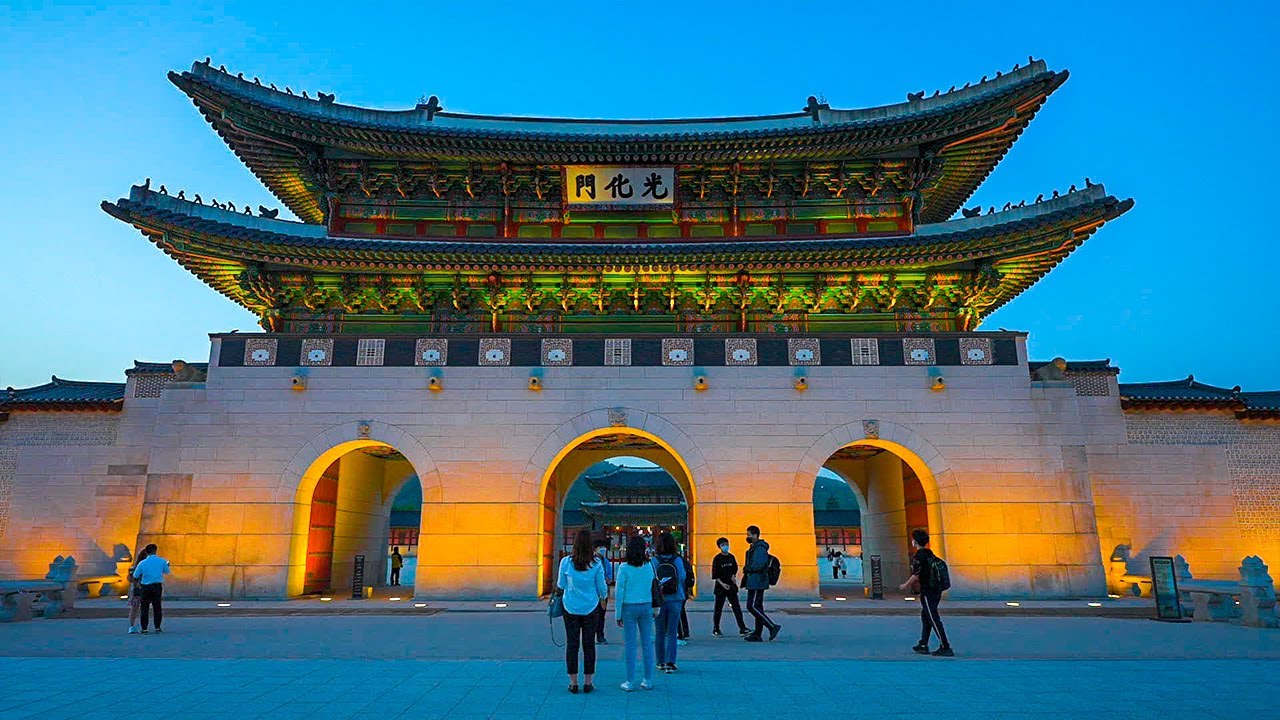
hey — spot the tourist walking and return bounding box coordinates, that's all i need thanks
[676,551,694,644]
[132,543,170,634]
[557,529,608,693]
[650,531,687,672]
[742,525,781,642]
[614,534,658,691]
[711,537,749,636]
[389,546,403,586]
[125,545,151,634]
[594,538,614,644]
[900,528,954,656]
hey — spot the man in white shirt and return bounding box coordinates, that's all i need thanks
[132,543,170,634]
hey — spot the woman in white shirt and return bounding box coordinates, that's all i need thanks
[614,534,658,691]
[557,529,608,694]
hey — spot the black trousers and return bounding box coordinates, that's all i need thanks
[563,611,599,675]
[677,600,689,639]
[390,567,401,586]
[140,583,163,630]
[746,588,777,636]
[919,591,949,647]
[594,599,607,641]
[713,588,747,632]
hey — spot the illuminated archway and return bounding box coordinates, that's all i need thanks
[533,426,700,596]
[281,422,440,597]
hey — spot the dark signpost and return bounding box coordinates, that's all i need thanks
[869,554,884,599]
[351,554,366,600]
[1149,556,1185,620]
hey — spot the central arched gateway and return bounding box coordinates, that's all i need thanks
[535,426,700,596]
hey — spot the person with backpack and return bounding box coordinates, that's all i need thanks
[676,551,694,645]
[711,537,749,637]
[741,525,781,642]
[899,528,954,657]
[557,529,609,693]
[649,531,687,672]
[614,534,658,691]
[593,539,615,644]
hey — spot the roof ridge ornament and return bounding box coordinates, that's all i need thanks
[417,95,443,120]
[803,95,828,123]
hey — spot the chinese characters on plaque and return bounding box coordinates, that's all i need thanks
[564,166,675,206]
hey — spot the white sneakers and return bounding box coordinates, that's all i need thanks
[621,680,655,692]
[127,626,139,634]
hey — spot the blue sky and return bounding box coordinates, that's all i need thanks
[2,1,1276,389]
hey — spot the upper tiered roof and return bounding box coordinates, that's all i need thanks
[171,58,1068,224]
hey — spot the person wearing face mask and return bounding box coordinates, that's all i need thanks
[593,538,615,644]
[710,537,749,637]
[741,525,781,642]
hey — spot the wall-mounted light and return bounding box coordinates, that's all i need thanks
[290,371,308,392]
[694,375,709,392]
[427,376,442,392]
[928,366,945,392]
[528,376,542,391]
[794,376,809,392]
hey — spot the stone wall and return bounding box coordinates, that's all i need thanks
[1089,411,1280,580]
[0,411,148,579]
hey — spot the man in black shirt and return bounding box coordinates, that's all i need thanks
[899,528,953,656]
[710,537,750,636]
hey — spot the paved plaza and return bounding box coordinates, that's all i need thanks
[2,610,1277,719]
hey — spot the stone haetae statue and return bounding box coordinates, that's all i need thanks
[171,360,207,383]
[1033,357,1069,382]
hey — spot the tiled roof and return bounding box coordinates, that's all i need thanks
[1028,359,1119,375]
[126,360,209,375]
[170,58,1068,224]
[102,183,1131,323]
[578,503,688,525]
[814,509,862,528]
[2,376,125,412]
[1119,377,1280,419]
[581,462,680,491]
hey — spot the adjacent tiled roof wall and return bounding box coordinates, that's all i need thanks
[2,378,125,409]
[1028,360,1118,397]
[127,361,210,399]
[1124,413,1280,541]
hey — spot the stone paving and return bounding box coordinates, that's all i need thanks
[1,613,1277,719]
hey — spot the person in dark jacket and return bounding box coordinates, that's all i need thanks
[711,537,749,636]
[676,552,694,644]
[899,528,953,656]
[741,525,781,642]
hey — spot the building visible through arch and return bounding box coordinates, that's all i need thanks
[3,60,1278,601]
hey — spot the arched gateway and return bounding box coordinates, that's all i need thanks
[9,57,1211,603]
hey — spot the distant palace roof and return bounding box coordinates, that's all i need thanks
[1120,377,1280,419]
[172,58,1068,224]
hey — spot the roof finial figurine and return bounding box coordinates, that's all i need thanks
[302,90,308,99]
[962,82,970,89]
[932,89,940,97]
[980,75,987,82]
[203,56,211,65]
[1003,202,1012,211]
[995,70,1002,78]
[318,92,335,104]
[194,194,202,204]
[270,83,277,90]
[987,207,995,214]
[948,85,956,93]
[243,205,252,214]
[1028,55,1036,64]
[1035,193,1044,203]
[1012,63,1020,71]
[141,177,151,191]
[419,95,443,120]
[1085,177,1095,188]
[1052,190,1060,199]
[177,190,185,200]
[1068,184,1077,193]
[1017,200,1026,208]
[907,91,924,102]
[159,185,167,195]
[237,72,244,79]
[285,86,293,95]
[258,206,279,219]
[962,206,981,218]
[254,76,261,85]
[803,95,827,120]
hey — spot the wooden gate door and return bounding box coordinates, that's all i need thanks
[304,460,340,594]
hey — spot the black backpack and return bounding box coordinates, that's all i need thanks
[766,554,781,586]
[928,555,952,592]
[655,556,680,596]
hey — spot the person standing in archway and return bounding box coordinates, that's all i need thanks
[389,547,403,587]
[650,531,687,672]
[742,525,781,642]
[711,537,750,637]
[557,529,608,693]
[615,534,658,691]
[899,528,954,657]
